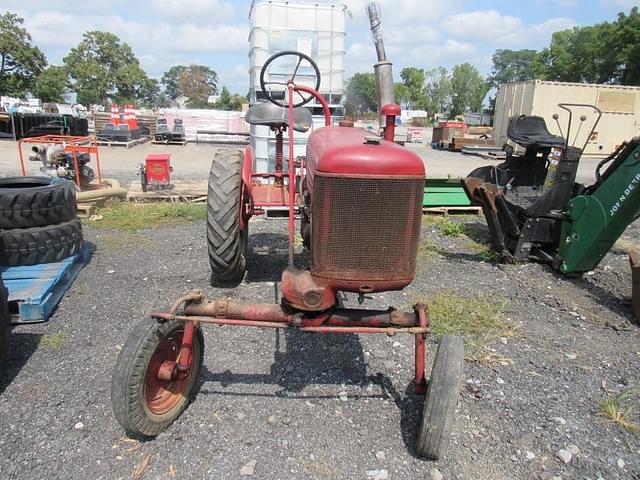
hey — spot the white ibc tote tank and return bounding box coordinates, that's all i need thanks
[249,0,347,100]
[248,0,348,173]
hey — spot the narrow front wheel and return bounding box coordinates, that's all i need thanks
[111,318,204,437]
[415,335,464,460]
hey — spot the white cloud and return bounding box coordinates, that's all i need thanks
[23,12,248,55]
[442,10,523,40]
[148,0,235,22]
[441,10,576,49]
[345,0,459,23]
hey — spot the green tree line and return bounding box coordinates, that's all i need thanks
[0,12,246,109]
[345,6,639,116]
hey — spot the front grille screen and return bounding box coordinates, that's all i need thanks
[311,175,424,281]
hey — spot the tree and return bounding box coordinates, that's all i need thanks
[161,65,187,99]
[344,72,377,114]
[64,31,152,105]
[0,12,47,97]
[214,86,246,111]
[181,65,219,108]
[610,7,640,84]
[450,63,489,116]
[423,67,452,113]
[161,64,219,107]
[535,27,607,83]
[399,67,427,108]
[488,49,538,88]
[534,7,639,85]
[394,83,411,109]
[34,66,68,103]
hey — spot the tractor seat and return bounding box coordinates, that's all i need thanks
[508,115,565,149]
[245,103,312,132]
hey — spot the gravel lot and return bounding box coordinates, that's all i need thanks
[1,208,639,479]
[0,140,638,479]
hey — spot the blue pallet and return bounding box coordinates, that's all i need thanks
[1,244,91,324]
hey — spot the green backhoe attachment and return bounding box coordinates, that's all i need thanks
[559,140,640,273]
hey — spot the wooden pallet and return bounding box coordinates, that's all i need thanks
[2,244,91,324]
[151,139,187,146]
[96,137,150,148]
[127,180,207,202]
[76,203,96,219]
[422,206,482,215]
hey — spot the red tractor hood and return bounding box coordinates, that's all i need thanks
[305,126,425,188]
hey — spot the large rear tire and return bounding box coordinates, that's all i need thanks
[111,318,204,437]
[416,335,464,460]
[207,149,248,286]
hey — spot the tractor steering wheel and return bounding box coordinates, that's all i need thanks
[259,51,321,108]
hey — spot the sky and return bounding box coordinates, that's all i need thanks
[1,0,638,94]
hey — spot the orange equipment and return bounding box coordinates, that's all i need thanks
[17,135,103,191]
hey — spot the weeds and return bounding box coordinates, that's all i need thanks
[89,202,206,232]
[479,248,498,262]
[423,215,466,237]
[599,388,640,434]
[39,332,67,349]
[417,291,516,358]
[438,219,465,237]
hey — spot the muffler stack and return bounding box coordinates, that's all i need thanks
[367,2,395,129]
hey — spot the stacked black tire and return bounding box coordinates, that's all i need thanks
[0,177,83,267]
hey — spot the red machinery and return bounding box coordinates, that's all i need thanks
[138,153,173,192]
[111,9,463,461]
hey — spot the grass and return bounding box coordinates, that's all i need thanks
[599,388,640,434]
[417,291,516,359]
[39,332,67,349]
[89,202,206,232]
[417,238,440,262]
[98,233,155,253]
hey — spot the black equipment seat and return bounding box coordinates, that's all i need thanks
[245,102,312,133]
[508,115,565,149]
[172,118,184,135]
[156,119,169,134]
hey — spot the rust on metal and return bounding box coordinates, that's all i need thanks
[281,267,336,311]
[413,304,429,394]
[168,290,204,315]
[310,173,424,292]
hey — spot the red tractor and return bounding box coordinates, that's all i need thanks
[111,12,463,460]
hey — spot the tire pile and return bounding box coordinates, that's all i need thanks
[0,176,83,267]
[0,176,83,378]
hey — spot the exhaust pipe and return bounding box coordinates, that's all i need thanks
[367,2,395,129]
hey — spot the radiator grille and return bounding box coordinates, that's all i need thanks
[311,175,424,281]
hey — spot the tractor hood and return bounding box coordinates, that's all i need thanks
[305,126,425,191]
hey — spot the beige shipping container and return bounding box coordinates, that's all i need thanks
[493,80,640,156]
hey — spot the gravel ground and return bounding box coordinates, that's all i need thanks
[1,212,639,480]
